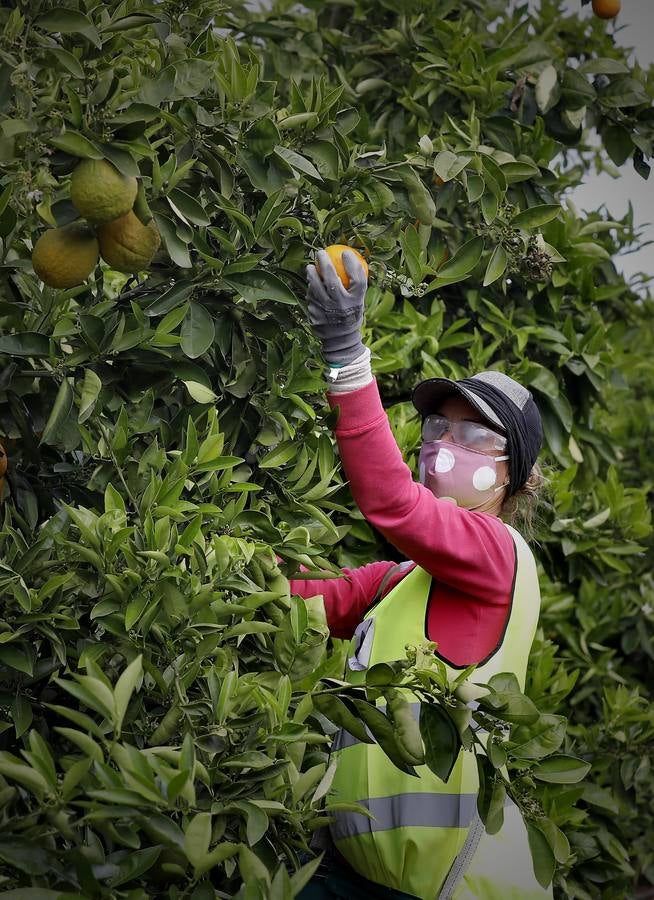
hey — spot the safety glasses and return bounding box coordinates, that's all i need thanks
[421,414,508,453]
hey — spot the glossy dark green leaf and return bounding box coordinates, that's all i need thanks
[533,755,591,784]
[223,270,298,304]
[180,302,215,358]
[419,703,461,782]
[527,822,556,888]
[511,204,561,229]
[0,333,50,357]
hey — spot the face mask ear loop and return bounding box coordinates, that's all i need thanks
[467,481,509,512]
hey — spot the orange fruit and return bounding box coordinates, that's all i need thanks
[591,0,620,18]
[32,222,99,289]
[318,245,369,289]
[97,210,161,273]
[0,442,6,478]
[433,174,445,187]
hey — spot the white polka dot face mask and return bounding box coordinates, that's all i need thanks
[417,440,509,511]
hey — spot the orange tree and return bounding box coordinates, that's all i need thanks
[0,0,653,897]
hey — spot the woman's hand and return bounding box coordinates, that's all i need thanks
[305,249,369,366]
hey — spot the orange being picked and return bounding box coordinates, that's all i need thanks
[591,0,620,19]
[318,245,369,289]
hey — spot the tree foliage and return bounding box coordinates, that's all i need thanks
[0,0,653,897]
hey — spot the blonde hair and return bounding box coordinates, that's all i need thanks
[500,461,550,542]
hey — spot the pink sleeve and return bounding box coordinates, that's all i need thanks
[325,378,515,605]
[288,560,397,639]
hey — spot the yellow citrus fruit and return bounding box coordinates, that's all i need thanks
[591,0,620,18]
[318,244,369,289]
[31,222,99,288]
[97,210,161,273]
[70,158,138,226]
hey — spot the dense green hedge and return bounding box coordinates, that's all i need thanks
[0,1,652,897]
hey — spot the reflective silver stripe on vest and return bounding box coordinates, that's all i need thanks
[331,702,487,752]
[330,792,478,841]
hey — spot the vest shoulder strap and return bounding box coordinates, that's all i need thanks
[371,560,414,607]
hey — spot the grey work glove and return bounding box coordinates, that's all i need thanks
[305,249,369,366]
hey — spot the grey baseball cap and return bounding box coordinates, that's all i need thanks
[412,371,536,430]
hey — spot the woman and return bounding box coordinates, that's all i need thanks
[291,249,551,900]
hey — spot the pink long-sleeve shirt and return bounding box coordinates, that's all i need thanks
[287,378,517,668]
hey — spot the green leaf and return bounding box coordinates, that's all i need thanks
[466,174,485,202]
[168,188,211,226]
[273,146,323,181]
[511,205,561,229]
[526,822,556,888]
[259,441,297,469]
[483,245,508,286]
[184,380,219,403]
[48,48,85,78]
[403,172,436,224]
[0,333,50,357]
[0,754,49,798]
[223,270,299,305]
[230,799,269,846]
[40,377,74,446]
[290,854,325,895]
[600,76,649,108]
[194,841,240,878]
[535,65,559,114]
[429,236,484,288]
[223,621,280,638]
[180,302,215,358]
[433,150,470,181]
[350,698,418,776]
[109,846,162,887]
[602,125,634,166]
[113,655,143,736]
[533,755,591,784]
[500,162,541,183]
[101,13,163,33]
[536,818,570,865]
[49,131,103,159]
[54,675,114,721]
[53,727,103,763]
[184,812,212,869]
[480,191,498,225]
[419,703,461,782]
[578,58,629,75]
[247,119,281,158]
[78,368,102,424]
[35,9,101,47]
[0,646,33,676]
[312,694,374,745]
[11,696,32,739]
[508,715,566,759]
[477,758,506,835]
[238,844,271,886]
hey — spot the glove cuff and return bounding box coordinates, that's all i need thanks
[325,346,373,393]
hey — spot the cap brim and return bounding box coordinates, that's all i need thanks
[411,378,506,431]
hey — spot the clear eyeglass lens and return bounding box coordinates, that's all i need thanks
[422,415,507,453]
[422,415,449,442]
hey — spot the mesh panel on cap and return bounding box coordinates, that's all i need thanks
[471,371,530,410]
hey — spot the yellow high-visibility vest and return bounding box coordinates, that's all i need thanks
[327,523,553,900]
